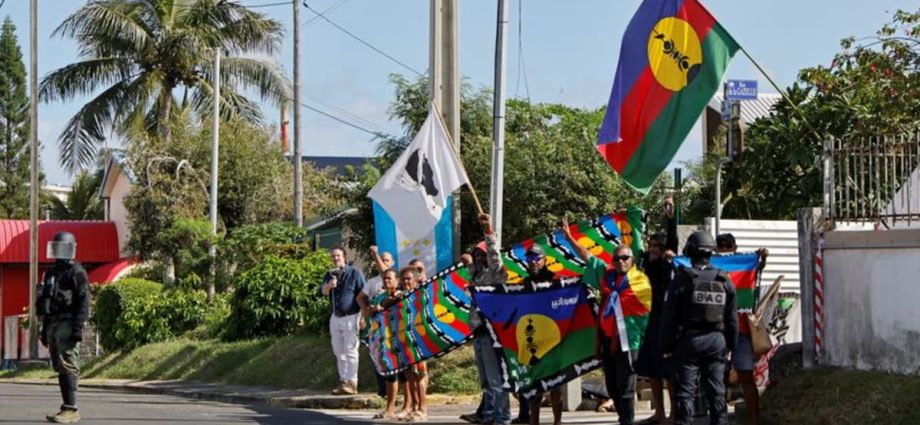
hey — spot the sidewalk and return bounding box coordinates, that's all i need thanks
[1,377,396,410]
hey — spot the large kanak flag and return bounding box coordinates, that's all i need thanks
[369,109,469,241]
[597,0,739,193]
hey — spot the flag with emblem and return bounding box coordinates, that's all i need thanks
[597,0,740,192]
[369,108,468,237]
[471,280,600,399]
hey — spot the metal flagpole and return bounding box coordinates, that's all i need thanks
[490,0,508,247]
[28,0,39,360]
[208,48,220,300]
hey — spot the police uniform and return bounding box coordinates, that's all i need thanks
[36,232,91,423]
[660,233,738,425]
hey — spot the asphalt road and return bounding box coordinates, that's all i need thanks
[0,383,671,424]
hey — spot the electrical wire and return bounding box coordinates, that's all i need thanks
[514,0,531,100]
[303,0,351,27]
[297,100,395,139]
[244,1,292,8]
[302,1,425,77]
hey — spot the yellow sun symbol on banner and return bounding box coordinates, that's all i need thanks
[617,220,634,248]
[516,314,561,366]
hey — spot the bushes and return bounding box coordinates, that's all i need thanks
[93,278,214,351]
[224,251,332,341]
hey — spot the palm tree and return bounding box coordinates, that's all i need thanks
[48,169,105,220]
[40,0,292,172]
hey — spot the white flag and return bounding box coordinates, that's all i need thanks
[368,109,469,240]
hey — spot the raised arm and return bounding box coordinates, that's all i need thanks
[560,216,592,263]
[369,245,389,273]
[480,214,504,272]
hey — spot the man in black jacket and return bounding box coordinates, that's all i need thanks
[37,231,91,423]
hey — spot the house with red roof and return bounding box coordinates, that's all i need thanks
[0,220,132,366]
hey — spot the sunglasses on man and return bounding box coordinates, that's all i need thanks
[525,254,545,264]
[613,254,632,262]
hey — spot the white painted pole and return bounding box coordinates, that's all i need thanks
[208,48,220,299]
[490,0,508,247]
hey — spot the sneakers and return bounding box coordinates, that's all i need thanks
[331,381,357,395]
[459,413,482,424]
[46,407,81,423]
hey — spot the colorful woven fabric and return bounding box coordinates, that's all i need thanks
[366,209,647,375]
[471,280,600,399]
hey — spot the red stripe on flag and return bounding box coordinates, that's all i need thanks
[619,286,651,317]
[598,69,674,172]
[676,0,717,39]
[728,270,757,290]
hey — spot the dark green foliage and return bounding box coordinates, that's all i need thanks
[93,278,213,351]
[219,222,310,277]
[48,169,104,220]
[0,16,34,219]
[93,278,164,351]
[223,251,333,341]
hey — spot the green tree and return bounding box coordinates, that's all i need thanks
[0,16,32,219]
[48,169,104,220]
[703,9,920,220]
[39,0,292,172]
[124,115,345,290]
[342,74,672,260]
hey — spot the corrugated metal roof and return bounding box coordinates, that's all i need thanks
[0,221,120,264]
[708,93,783,128]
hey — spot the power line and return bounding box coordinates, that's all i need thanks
[302,1,424,77]
[514,0,531,100]
[303,0,351,27]
[244,1,292,8]
[297,100,394,139]
[303,94,388,133]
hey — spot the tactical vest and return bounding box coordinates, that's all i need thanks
[37,266,78,317]
[685,267,727,330]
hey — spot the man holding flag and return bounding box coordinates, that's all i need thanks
[560,217,652,425]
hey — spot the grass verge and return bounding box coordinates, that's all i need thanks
[762,362,920,425]
[0,336,480,395]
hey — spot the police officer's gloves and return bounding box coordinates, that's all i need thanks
[70,328,83,343]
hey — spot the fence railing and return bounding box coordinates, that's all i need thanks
[824,134,920,228]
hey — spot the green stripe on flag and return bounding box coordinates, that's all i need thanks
[621,24,739,192]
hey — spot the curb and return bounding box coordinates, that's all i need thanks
[1,378,382,410]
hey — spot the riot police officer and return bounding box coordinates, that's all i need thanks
[660,231,738,425]
[36,231,91,423]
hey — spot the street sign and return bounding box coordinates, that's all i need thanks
[726,80,758,100]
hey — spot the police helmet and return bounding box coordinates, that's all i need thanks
[683,231,716,260]
[47,231,77,261]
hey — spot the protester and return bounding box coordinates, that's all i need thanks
[661,232,738,425]
[636,229,678,422]
[371,269,402,420]
[37,231,91,424]
[320,247,366,396]
[358,246,395,398]
[635,195,681,422]
[515,244,563,425]
[561,217,650,425]
[459,214,511,425]
[716,233,768,425]
[394,266,428,422]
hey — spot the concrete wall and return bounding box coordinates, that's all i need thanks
[823,228,920,374]
[105,169,133,256]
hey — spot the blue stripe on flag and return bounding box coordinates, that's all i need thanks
[373,201,400,267]
[434,197,454,272]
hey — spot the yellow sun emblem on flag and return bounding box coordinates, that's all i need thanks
[516,314,562,366]
[648,17,702,92]
[617,220,634,248]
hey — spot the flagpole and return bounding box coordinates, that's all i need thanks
[739,47,823,141]
[430,102,486,217]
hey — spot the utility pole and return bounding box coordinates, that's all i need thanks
[208,48,220,300]
[490,0,508,247]
[28,0,39,360]
[430,0,461,259]
[292,0,304,227]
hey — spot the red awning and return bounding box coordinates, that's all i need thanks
[87,259,137,283]
[0,221,120,264]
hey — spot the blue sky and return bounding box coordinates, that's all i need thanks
[2,0,915,185]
